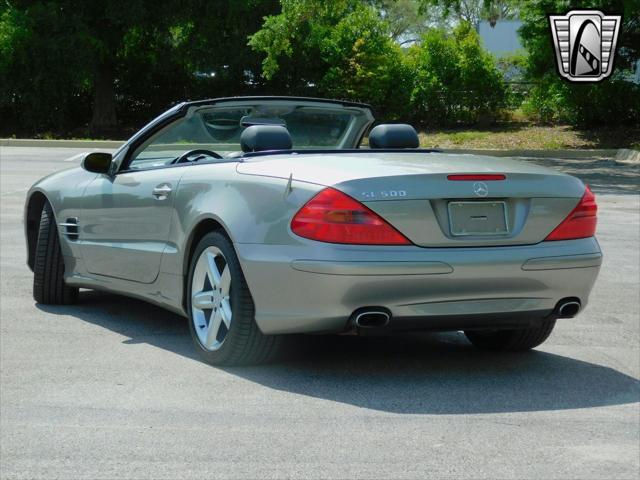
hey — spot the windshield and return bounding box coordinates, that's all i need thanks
[128,102,371,170]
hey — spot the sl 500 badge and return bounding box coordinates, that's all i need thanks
[361,190,407,199]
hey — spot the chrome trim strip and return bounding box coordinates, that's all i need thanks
[522,252,602,270]
[290,260,453,275]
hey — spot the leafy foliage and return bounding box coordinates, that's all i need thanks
[406,24,507,125]
[248,0,508,122]
[0,0,278,136]
[0,2,91,134]
[420,0,523,29]
[248,0,410,117]
[1,0,636,136]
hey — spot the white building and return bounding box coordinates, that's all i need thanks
[478,20,523,57]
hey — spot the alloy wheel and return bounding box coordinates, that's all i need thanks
[191,246,233,351]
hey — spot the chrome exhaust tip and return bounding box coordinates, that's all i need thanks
[558,301,581,318]
[353,310,391,328]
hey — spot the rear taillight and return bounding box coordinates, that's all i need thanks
[545,186,598,241]
[291,188,411,245]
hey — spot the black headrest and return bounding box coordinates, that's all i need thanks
[368,124,419,149]
[240,125,292,153]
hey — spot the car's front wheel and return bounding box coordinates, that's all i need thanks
[33,201,78,305]
[464,319,556,351]
[187,231,280,366]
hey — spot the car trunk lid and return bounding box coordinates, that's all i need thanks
[238,152,586,246]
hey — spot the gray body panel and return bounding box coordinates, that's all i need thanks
[24,99,601,335]
[80,168,182,283]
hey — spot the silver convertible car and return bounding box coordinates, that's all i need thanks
[25,97,602,365]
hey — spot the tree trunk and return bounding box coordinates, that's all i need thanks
[90,62,117,136]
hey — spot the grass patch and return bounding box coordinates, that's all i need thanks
[441,131,491,145]
[420,124,640,150]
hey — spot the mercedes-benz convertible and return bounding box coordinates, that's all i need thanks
[25,97,601,365]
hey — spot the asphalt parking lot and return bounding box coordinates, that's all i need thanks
[1,146,638,479]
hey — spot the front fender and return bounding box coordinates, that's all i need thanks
[24,167,97,267]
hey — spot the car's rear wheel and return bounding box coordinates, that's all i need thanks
[464,319,556,351]
[33,201,78,305]
[187,231,280,366]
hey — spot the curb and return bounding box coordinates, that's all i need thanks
[0,139,124,148]
[615,149,640,163]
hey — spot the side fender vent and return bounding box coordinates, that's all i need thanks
[59,218,79,241]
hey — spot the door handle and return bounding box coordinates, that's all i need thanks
[152,184,172,199]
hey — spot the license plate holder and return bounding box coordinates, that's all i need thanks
[448,201,508,236]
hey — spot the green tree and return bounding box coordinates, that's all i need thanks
[177,1,280,99]
[379,0,447,44]
[407,23,507,125]
[0,1,190,134]
[0,0,279,136]
[249,0,410,117]
[1,2,92,134]
[420,0,522,29]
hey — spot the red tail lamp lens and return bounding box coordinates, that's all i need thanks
[545,186,598,241]
[291,188,411,245]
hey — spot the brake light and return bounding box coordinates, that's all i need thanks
[545,186,598,241]
[447,174,506,181]
[291,188,411,245]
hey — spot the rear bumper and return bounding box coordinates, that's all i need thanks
[235,237,602,335]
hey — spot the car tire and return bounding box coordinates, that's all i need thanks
[187,231,280,366]
[33,201,78,305]
[464,319,556,351]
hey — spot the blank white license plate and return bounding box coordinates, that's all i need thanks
[448,201,508,236]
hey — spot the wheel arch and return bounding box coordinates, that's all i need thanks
[181,217,232,310]
[25,190,50,271]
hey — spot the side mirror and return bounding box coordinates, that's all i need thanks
[81,152,112,174]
